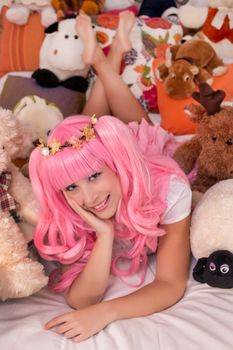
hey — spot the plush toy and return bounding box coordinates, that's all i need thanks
[177,0,233,61]
[0,108,48,301]
[173,83,233,197]
[191,179,233,288]
[51,0,105,16]
[12,95,63,175]
[4,0,57,27]
[32,18,89,91]
[156,38,227,99]
[14,95,63,142]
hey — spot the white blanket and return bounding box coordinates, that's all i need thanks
[1,256,233,350]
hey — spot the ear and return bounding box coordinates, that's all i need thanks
[45,22,59,34]
[189,65,199,76]
[169,45,181,60]
[192,258,208,283]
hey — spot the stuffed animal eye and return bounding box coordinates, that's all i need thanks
[74,35,78,39]
[220,264,230,274]
[64,35,69,39]
[183,74,190,81]
[209,262,216,271]
[212,135,217,142]
[226,138,233,146]
[47,130,51,136]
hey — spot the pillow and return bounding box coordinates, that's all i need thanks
[0,6,45,77]
[153,58,233,135]
[0,75,86,117]
[93,15,183,113]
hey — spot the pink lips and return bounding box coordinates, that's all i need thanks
[90,195,110,213]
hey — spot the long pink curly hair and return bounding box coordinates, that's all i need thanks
[29,115,184,292]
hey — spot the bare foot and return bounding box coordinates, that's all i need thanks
[114,11,135,53]
[75,11,97,65]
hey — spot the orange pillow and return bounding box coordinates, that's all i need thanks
[153,58,233,135]
[0,6,45,77]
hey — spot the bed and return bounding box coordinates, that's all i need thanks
[1,256,233,350]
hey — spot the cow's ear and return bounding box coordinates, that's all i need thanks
[193,258,208,283]
[45,22,59,34]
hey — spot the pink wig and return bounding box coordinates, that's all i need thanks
[29,115,184,292]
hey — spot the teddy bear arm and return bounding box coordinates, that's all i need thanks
[196,68,213,85]
[173,137,201,174]
[206,55,227,77]
[9,163,39,225]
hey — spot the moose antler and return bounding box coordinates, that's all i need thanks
[192,83,226,115]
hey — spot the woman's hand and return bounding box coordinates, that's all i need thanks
[64,195,114,238]
[44,302,113,343]
[62,196,114,309]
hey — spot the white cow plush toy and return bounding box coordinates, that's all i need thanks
[32,18,90,92]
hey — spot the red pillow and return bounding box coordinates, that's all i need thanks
[0,6,45,76]
[153,58,233,135]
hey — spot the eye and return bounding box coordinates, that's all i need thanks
[65,183,78,191]
[212,135,217,142]
[64,34,69,39]
[74,35,78,39]
[220,264,230,274]
[170,72,176,80]
[209,262,216,271]
[183,74,190,81]
[226,138,233,146]
[88,172,101,181]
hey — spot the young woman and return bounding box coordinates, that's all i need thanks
[29,11,191,343]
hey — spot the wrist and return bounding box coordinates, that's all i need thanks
[101,300,119,323]
[97,231,114,244]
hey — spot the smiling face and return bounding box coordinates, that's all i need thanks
[63,165,122,219]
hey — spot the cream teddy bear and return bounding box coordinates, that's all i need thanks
[12,95,63,176]
[0,108,48,301]
[4,0,57,27]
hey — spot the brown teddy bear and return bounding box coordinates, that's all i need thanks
[52,0,105,16]
[173,83,233,197]
[156,38,227,99]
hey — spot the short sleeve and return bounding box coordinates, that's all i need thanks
[160,175,192,225]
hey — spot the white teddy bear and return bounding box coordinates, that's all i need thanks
[4,0,57,27]
[0,108,48,301]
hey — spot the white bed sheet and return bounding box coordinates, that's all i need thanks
[1,256,233,350]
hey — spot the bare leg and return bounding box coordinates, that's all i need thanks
[76,11,149,123]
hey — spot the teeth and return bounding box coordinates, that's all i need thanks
[93,197,108,210]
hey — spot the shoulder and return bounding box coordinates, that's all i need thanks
[160,174,192,225]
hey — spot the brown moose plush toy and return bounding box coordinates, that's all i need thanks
[173,83,233,196]
[156,38,227,99]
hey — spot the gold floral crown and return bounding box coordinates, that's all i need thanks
[38,115,97,157]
